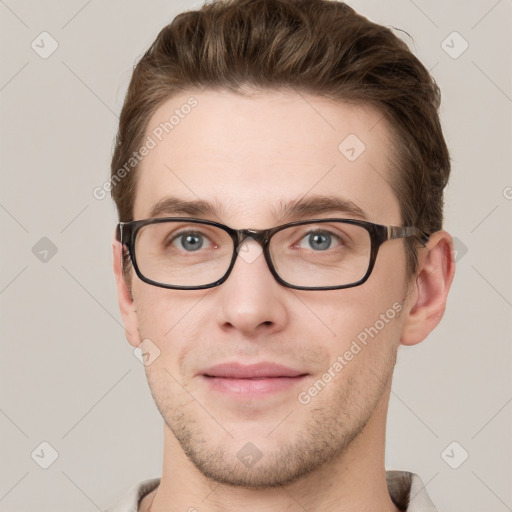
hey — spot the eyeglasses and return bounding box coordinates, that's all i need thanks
[116,217,429,291]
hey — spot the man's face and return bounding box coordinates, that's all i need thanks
[126,89,413,486]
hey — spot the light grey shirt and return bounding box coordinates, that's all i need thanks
[104,471,438,511]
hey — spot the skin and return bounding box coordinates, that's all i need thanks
[113,89,455,512]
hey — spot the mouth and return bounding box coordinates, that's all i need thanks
[198,362,309,397]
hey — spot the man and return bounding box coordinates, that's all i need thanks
[107,0,455,510]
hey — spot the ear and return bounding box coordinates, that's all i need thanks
[113,235,142,348]
[400,230,455,346]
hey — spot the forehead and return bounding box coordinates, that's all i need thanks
[133,89,401,226]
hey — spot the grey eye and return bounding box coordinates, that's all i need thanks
[299,231,339,251]
[173,232,206,251]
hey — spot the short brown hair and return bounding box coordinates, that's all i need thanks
[111,0,450,275]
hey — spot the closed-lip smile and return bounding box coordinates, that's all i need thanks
[198,362,309,397]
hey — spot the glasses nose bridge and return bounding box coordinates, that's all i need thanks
[235,228,271,248]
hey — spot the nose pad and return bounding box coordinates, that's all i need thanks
[236,236,264,265]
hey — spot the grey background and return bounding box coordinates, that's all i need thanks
[1,0,511,510]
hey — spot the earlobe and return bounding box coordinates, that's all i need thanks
[400,230,455,346]
[112,236,141,348]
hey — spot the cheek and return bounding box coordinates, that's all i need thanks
[132,286,206,365]
[311,273,406,365]
[319,288,403,338]
[134,284,202,332]
[133,289,169,337]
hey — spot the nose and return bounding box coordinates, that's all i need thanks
[215,237,289,336]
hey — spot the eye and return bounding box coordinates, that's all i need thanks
[298,230,342,251]
[171,231,212,252]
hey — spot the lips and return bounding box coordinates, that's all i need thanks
[201,362,306,379]
[199,362,309,397]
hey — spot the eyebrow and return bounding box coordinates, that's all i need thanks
[273,195,367,222]
[149,196,221,219]
[148,194,367,223]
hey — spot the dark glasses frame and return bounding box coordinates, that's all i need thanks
[116,217,429,291]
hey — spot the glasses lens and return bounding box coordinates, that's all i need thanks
[134,221,234,287]
[270,221,371,288]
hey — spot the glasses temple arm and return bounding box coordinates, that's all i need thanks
[387,226,430,246]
